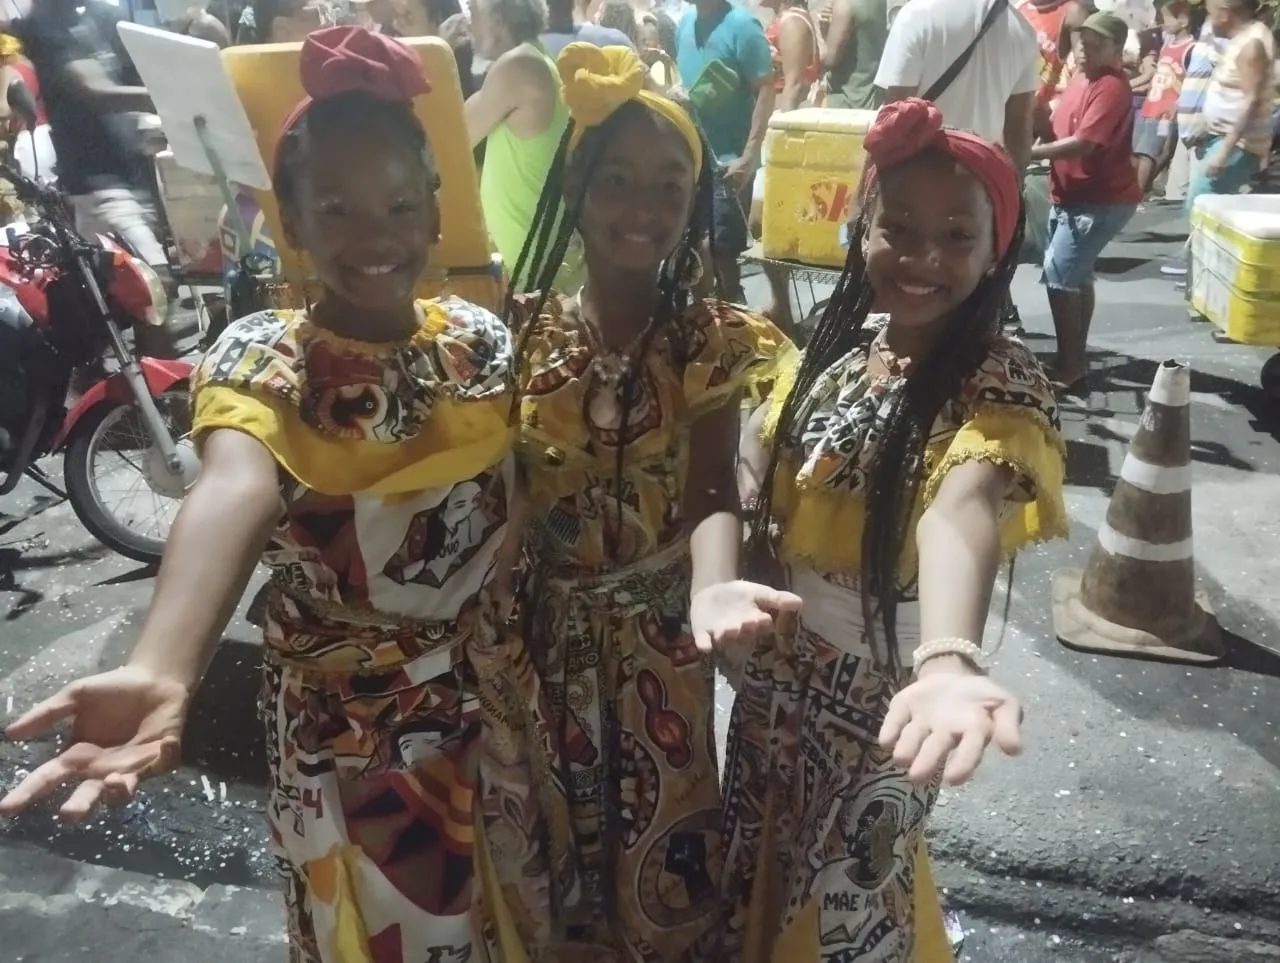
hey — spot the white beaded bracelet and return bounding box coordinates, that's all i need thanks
[912,637,986,674]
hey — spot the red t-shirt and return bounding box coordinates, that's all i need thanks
[1049,69,1142,206]
[1140,37,1193,120]
[1018,0,1072,106]
[9,60,49,128]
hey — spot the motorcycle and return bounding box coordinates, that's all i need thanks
[0,159,199,565]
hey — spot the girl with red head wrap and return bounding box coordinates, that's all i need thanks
[712,98,1070,962]
[0,27,559,963]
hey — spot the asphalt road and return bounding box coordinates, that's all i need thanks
[2,203,1278,962]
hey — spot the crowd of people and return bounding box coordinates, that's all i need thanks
[0,0,1273,367]
[0,1,1274,962]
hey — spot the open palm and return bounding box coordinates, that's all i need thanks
[1,666,188,821]
[689,579,801,653]
[878,672,1023,788]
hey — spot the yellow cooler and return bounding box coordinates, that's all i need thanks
[221,38,502,312]
[1189,193,1280,347]
[761,108,877,268]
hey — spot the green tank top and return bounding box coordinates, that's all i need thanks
[826,0,888,111]
[479,43,580,291]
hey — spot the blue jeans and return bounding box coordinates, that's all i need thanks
[1041,203,1137,291]
[1184,135,1262,215]
[712,165,752,257]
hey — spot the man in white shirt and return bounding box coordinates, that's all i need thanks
[873,0,1039,164]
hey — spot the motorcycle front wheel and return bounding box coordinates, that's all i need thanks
[63,385,199,565]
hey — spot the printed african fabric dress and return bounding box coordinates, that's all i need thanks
[508,294,786,963]
[192,298,562,963]
[713,318,1068,963]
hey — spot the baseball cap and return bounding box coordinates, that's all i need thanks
[1080,10,1130,46]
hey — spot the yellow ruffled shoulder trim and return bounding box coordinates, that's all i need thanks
[192,300,516,495]
[759,342,801,444]
[778,405,1067,577]
[682,299,792,418]
[195,388,514,496]
[921,403,1069,547]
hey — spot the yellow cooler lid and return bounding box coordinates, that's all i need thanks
[1192,193,1280,240]
[767,107,879,134]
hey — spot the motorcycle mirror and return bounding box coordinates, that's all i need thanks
[6,79,38,131]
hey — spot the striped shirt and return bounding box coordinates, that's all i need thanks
[1176,38,1224,145]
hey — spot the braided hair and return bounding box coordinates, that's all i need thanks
[748,160,1026,671]
[506,99,717,560]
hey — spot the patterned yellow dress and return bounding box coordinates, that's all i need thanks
[508,294,786,962]
[716,318,1068,963]
[192,298,561,963]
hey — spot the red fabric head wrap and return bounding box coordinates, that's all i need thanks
[277,26,430,152]
[863,98,1021,261]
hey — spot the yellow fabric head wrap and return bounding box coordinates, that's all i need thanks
[0,34,23,59]
[558,43,703,176]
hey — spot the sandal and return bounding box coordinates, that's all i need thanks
[1050,374,1090,397]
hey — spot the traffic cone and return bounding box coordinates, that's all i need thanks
[1052,360,1225,665]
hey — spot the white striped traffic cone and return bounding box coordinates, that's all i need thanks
[1051,360,1224,664]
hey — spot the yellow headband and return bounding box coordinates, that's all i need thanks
[0,34,23,58]
[558,43,703,176]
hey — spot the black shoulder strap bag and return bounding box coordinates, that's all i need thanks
[921,0,1011,103]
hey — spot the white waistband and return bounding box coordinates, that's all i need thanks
[789,567,920,663]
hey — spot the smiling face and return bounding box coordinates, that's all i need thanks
[281,112,439,319]
[863,150,996,331]
[570,104,698,278]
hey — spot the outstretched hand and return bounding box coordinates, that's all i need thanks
[690,579,802,655]
[878,670,1023,788]
[0,666,188,822]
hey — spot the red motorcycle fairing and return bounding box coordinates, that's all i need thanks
[0,243,51,324]
[0,231,124,325]
[54,356,193,450]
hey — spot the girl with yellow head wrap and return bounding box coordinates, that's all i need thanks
[493,40,793,962]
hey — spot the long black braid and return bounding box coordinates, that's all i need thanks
[506,99,718,559]
[748,162,1026,672]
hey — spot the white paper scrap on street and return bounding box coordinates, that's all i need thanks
[116,22,272,192]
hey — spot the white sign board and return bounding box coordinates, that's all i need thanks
[117,21,271,191]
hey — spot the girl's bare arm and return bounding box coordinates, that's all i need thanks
[129,428,283,689]
[913,459,1012,677]
[738,400,772,506]
[685,396,744,594]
